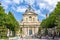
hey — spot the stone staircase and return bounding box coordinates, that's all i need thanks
[25,36,32,39]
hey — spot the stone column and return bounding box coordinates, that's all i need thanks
[27,27,28,34]
[32,27,34,35]
[35,27,38,34]
[10,31,12,36]
[7,29,9,37]
[28,27,29,36]
[34,27,35,34]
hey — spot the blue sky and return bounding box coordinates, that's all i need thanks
[0,0,60,21]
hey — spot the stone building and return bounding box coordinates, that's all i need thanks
[19,5,40,37]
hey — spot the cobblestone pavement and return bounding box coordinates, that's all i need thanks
[0,38,60,40]
[8,37,60,40]
[0,37,60,40]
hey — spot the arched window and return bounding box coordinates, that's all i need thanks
[29,16,32,18]
[29,16,32,21]
[33,18,35,21]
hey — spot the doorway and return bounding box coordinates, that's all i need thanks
[29,29,32,35]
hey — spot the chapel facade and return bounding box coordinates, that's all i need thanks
[19,5,40,37]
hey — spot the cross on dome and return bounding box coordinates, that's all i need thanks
[25,4,35,13]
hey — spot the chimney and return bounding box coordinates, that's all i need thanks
[0,3,1,5]
[46,13,48,18]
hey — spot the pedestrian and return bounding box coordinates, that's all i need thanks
[45,35,49,39]
[52,31,56,39]
[39,34,42,39]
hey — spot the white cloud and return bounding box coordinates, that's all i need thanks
[58,0,60,1]
[1,0,60,17]
[1,0,12,10]
[2,5,8,9]
[16,6,27,12]
[4,0,11,4]
[11,6,16,11]
[39,13,46,18]
[1,0,60,21]
[39,3,46,9]
[36,0,59,14]
[1,3,8,9]
[19,0,24,3]
[35,10,46,18]
[25,0,35,5]
[12,0,20,4]
[44,0,57,5]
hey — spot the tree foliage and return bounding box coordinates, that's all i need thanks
[8,12,20,34]
[54,2,60,32]
[40,2,60,28]
[38,2,60,34]
[0,3,20,38]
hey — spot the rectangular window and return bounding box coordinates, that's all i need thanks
[33,18,35,21]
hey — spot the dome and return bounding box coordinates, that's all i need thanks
[23,5,37,15]
[25,5,34,12]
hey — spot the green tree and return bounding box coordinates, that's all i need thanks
[49,2,60,32]
[54,2,60,32]
[40,2,60,29]
[0,3,20,38]
[0,4,8,38]
[8,12,20,36]
[38,2,60,35]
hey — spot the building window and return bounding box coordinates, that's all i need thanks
[29,16,32,21]
[33,18,35,21]
[29,16,32,18]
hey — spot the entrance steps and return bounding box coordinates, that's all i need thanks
[25,36,32,39]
